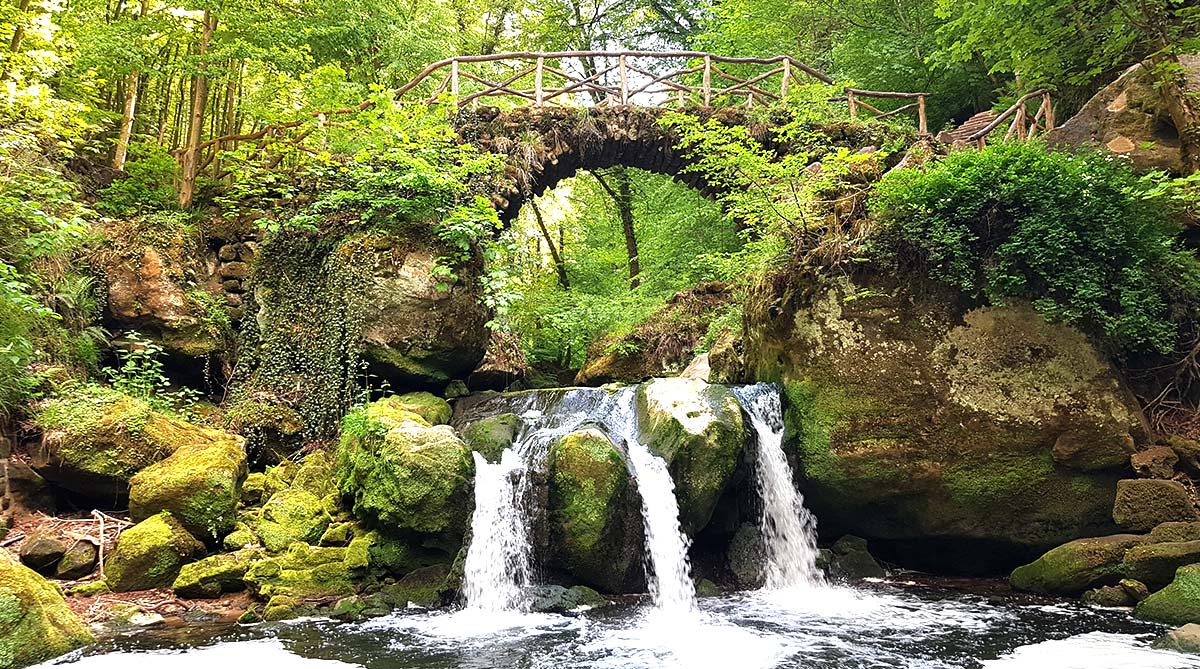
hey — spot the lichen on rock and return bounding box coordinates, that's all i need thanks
[104,513,205,592]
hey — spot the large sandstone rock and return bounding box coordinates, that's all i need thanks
[128,429,248,540]
[1122,540,1200,591]
[547,429,644,593]
[172,549,262,598]
[99,219,227,357]
[33,389,218,500]
[1113,479,1199,531]
[1045,57,1200,174]
[744,276,1148,569]
[336,397,474,547]
[636,378,746,535]
[354,233,489,388]
[1010,534,1146,595]
[104,513,205,592]
[0,558,93,668]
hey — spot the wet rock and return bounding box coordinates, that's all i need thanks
[381,564,451,608]
[1122,541,1200,591]
[0,559,93,666]
[745,277,1146,569]
[1153,623,1200,654]
[1010,534,1147,595]
[104,513,205,592]
[1131,446,1179,479]
[18,531,67,575]
[128,427,248,541]
[829,535,885,580]
[1121,578,1151,602]
[547,429,644,593]
[1083,585,1135,607]
[696,579,720,597]
[1166,436,1200,476]
[241,473,267,505]
[54,540,98,581]
[1113,479,1200,531]
[336,399,474,548]
[1137,564,1200,625]
[222,525,259,551]
[636,378,746,535]
[462,413,520,463]
[529,584,608,613]
[243,542,358,604]
[1151,522,1200,543]
[727,524,765,589]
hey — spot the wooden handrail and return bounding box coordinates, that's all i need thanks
[968,89,1054,145]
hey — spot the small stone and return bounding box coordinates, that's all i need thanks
[1166,436,1200,475]
[224,292,243,307]
[242,472,267,505]
[1083,585,1134,607]
[218,245,239,261]
[695,579,720,597]
[1053,429,1136,471]
[1121,578,1150,602]
[54,540,99,580]
[227,307,246,321]
[19,531,68,574]
[1131,446,1179,479]
[1151,522,1200,543]
[1153,623,1200,654]
[1113,479,1199,531]
[236,244,256,262]
[222,279,243,292]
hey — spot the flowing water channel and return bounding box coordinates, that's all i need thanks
[35,383,1200,668]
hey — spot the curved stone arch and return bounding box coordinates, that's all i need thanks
[457,106,778,225]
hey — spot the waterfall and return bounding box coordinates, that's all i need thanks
[461,449,534,611]
[734,383,826,590]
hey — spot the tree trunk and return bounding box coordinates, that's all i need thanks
[1152,54,1200,174]
[178,10,216,209]
[530,200,569,289]
[592,168,640,289]
[112,71,140,170]
[1,0,34,79]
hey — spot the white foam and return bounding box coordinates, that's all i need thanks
[35,638,361,668]
[982,632,1200,668]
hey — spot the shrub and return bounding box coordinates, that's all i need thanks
[871,142,1200,355]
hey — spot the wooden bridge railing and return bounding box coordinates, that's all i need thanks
[968,90,1056,148]
[394,51,930,134]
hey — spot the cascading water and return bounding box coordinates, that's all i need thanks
[734,383,826,590]
[460,449,534,611]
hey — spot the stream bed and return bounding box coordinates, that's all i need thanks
[36,581,1200,669]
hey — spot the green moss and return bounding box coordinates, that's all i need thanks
[243,542,358,603]
[320,522,355,546]
[222,525,259,551]
[255,489,331,552]
[1137,564,1200,625]
[223,399,304,464]
[550,429,627,554]
[241,473,267,505]
[128,428,248,540]
[383,392,452,426]
[1009,534,1146,595]
[463,413,520,463]
[381,564,450,608]
[0,560,93,668]
[336,401,474,544]
[104,513,205,592]
[33,387,203,498]
[68,580,110,597]
[172,549,263,598]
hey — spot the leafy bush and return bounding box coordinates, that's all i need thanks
[104,332,201,414]
[872,142,1200,354]
[97,143,179,215]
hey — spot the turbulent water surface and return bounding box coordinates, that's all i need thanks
[37,584,1200,669]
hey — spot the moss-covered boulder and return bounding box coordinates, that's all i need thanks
[1113,479,1200,531]
[356,234,490,388]
[463,413,520,463]
[336,400,474,546]
[32,388,212,499]
[243,542,359,603]
[0,559,93,668]
[382,393,452,426]
[54,541,98,581]
[255,489,331,552]
[636,378,746,535]
[104,513,205,592]
[128,428,247,541]
[1122,541,1200,591]
[1137,564,1200,625]
[172,549,262,598]
[223,398,304,465]
[381,564,451,608]
[18,531,66,575]
[744,276,1148,571]
[1010,534,1147,595]
[547,429,644,593]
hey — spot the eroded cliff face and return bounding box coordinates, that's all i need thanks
[743,273,1150,571]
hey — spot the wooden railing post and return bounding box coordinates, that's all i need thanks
[847,90,857,119]
[1043,91,1055,131]
[618,54,629,106]
[917,94,927,134]
[677,88,685,107]
[450,59,459,101]
[781,59,790,99]
[702,54,712,107]
[535,56,544,107]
